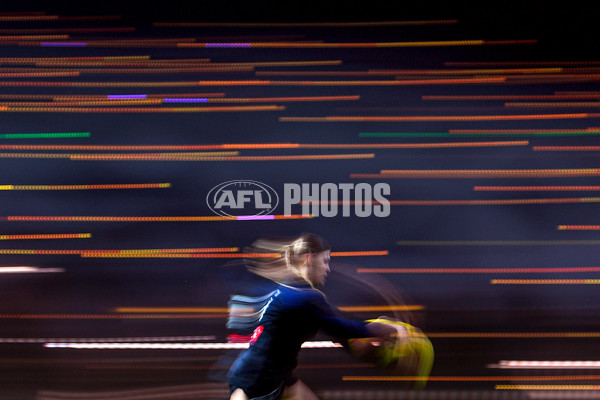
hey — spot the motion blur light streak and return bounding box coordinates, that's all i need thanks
[357,267,600,274]
[113,305,422,313]
[70,153,374,161]
[344,376,600,382]
[385,198,600,206]
[177,40,494,48]
[490,279,600,284]
[379,169,600,178]
[0,267,64,273]
[473,186,600,191]
[3,215,311,221]
[0,233,90,239]
[329,251,388,256]
[154,20,459,27]
[44,341,342,349]
[423,94,600,100]
[533,146,600,151]
[0,132,90,139]
[425,332,600,338]
[496,385,600,390]
[493,361,600,369]
[397,240,600,246]
[558,225,600,230]
[1,314,226,319]
[0,183,170,190]
[0,336,215,343]
[281,113,590,122]
[448,128,600,135]
[0,105,285,112]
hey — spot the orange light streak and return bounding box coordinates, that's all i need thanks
[177,40,533,48]
[0,96,356,105]
[0,100,164,107]
[2,215,311,222]
[69,153,375,161]
[0,66,254,74]
[0,72,79,77]
[0,106,284,113]
[496,385,600,390]
[32,60,339,68]
[0,183,170,190]
[506,102,600,107]
[257,67,563,76]
[491,279,600,284]
[385,198,600,205]
[114,305,421,313]
[446,61,600,67]
[83,250,384,258]
[396,240,600,246]
[0,233,90,240]
[280,113,590,122]
[426,332,600,338]
[0,27,135,34]
[155,20,459,28]
[81,253,280,259]
[357,267,600,274]
[0,35,69,40]
[50,93,226,100]
[314,198,600,205]
[533,146,600,151]
[115,307,230,313]
[0,78,506,87]
[449,128,600,134]
[0,314,225,319]
[558,225,600,230]
[424,94,600,101]
[329,251,388,256]
[0,56,152,63]
[0,248,241,255]
[0,142,526,151]
[378,168,600,178]
[338,305,424,312]
[343,375,600,382]
[474,186,600,191]
[0,152,237,160]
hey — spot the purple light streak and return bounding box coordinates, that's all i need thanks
[236,215,275,220]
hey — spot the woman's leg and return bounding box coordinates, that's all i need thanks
[281,380,319,400]
[230,388,250,400]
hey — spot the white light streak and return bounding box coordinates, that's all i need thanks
[0,266,64,273]
[490,360,600,369]
[44,340,342,350]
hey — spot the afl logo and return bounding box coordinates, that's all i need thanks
[206,180,279,217]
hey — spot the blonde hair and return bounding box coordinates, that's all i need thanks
[244,233,330,287]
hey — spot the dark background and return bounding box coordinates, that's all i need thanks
[1,1,599,399]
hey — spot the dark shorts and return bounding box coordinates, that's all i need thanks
[229,374,297,400]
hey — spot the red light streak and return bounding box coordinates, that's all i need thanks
[154,20,459,28]
[533,146,600,151]
[449,128,600,134]
[343,375,600,382]
[280,113,590,122]
[2,215,311,222]
[378,169,600,178]
[423,94,600,100]
[558,225,600,230]
[491,279,600,284]
[474,186,600,191]
[358,267,600,274]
